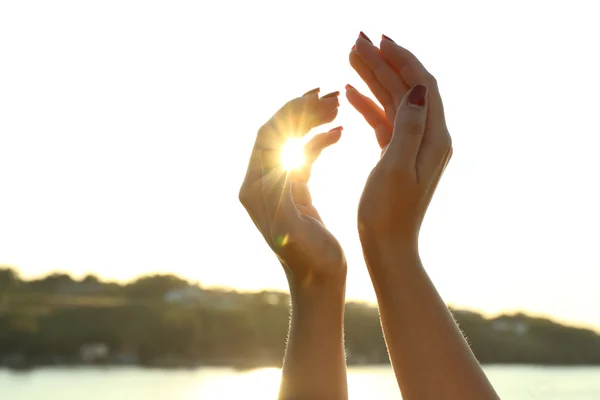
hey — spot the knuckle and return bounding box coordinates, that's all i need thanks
[430,132,452,153]
[445,144,454,164]
[238,182,258,209]
[257,123,275,142]
[238,186,251,207]
[428,74,438,88]
[258,123,269,135]
[442,133,453,150]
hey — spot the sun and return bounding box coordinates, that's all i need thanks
[280,137,306,171]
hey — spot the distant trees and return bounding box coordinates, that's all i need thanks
[29,273,75,292]
[1,268,600,367]
[0,267,18,292]
[81,274,100,284]
[125,274,190,297]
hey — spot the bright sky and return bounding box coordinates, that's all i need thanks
[1,1,599,331]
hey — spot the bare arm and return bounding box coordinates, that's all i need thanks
[280,276,347,399]
[239,88,348,400]
[364,245,499,399]
[348,33,499,399]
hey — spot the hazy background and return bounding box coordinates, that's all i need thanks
[1,0,599,331]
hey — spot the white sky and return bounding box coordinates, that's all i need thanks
[1,1,599,331]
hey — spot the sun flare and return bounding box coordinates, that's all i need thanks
[280,138,306,171]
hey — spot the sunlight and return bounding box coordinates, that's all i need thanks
[280,138,306,171]
[190,367,281,399]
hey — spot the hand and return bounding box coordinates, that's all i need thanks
[346,35,499,400]
[240,90,349,399]
[346,33,453,253]
[239,89,346,286]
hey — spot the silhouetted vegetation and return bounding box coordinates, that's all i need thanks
[1,266,599,369]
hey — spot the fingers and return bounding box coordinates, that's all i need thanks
[349,49,395,122]
[289,127,342,207]
[380,85,428,173]
[304,126,342,164]
[303,87,320,96]
[379,38,432,88]
[315,92,340,126]
[290,126,342,182]
[345,84,392,149]
[249,89,340,176]
[260,150,300,245]
[298,88,340,130]
[242,88,342,251]
[271,96,318,140]
[379,36,448,135]
[320,90,340,99]
[263,89,339,144]
[354,36,410,108]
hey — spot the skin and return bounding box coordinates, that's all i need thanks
[347,34,500,399]
[239,33,500,399]
[238,88,348,400]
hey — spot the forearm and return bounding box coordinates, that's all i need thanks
[279,277,348,400]
[366,247,499,400]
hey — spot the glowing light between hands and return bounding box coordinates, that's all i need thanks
[280,138,306,171]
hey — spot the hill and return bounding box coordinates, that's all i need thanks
[1,267,600,368]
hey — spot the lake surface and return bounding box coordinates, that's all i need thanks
[1,365,599,399]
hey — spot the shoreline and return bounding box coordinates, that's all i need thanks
[3,360,600,372]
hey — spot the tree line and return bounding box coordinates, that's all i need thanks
[1,267,600,368]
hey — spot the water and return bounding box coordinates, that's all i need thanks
[0,365,599,399]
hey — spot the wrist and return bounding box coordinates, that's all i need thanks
[287,266,346,313]
[360,236,421,278]
[358,220,419,256]
[288,281,346,339]
[289,271,346,303]
[284,259,347,293]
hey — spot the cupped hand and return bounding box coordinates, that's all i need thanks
[239,89,346,286]
[346,33,453,252]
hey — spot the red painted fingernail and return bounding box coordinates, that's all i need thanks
[329,126,343,132]
[351,44,356,51]
[303,87,320,96]
[407,84,427,107]
[359,31,372,44]
[321,91,340,99]
[382,34,395,43]
[345,84,355,90]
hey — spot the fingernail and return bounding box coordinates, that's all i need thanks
[359,31,372,44]
[321,91,340,99]
[303,87,320,96]
[351,44,356,51]
[382,34,395,43]
[345,84,355,90]
[329,126,343,132]
[407,84,427,107]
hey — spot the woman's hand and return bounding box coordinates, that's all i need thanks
[347,33,452,252]
[239,88,348,400]
[346,34,499,400]
[239,88,346,285]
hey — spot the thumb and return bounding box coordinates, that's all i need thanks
[381,84,428,171]
[304,127,343,165]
